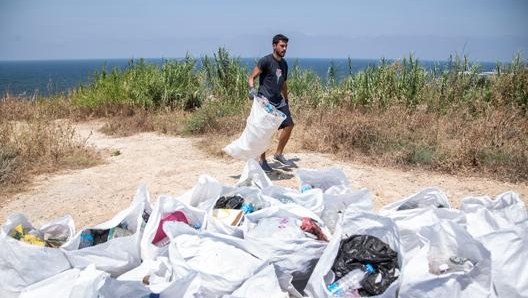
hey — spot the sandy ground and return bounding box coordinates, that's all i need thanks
[1,120,526,229]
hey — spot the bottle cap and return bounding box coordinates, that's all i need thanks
[365,263,375,274]
[327,282,342,294]
[241,203,254,214]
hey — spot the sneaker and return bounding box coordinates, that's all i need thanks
[259,160,273,173]
[273,154,294,167]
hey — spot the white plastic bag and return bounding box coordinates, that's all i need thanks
[236,158,273,189]
[0,214,74,292]
[379,187,451,215]
[382,207,466,263]
[262,184,325,217]
[18,264,108,298]
[398,220,493,298]
[460,191,527,225]
[476,219,528,298]
[62,185,150,276]
[223,96,286,161]
[227,263,289,298]
[204,186,268,238]
[165,222,265,297]
[243,206,330,281]
[296,167,350,192]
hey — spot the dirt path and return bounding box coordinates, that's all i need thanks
[1,120,526,228]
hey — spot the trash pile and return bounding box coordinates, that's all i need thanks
[1,160,527,298]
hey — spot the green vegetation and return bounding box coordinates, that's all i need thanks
[1,49,527,197]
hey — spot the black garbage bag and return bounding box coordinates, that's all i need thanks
[331,234,399,296]
[214,195,245,209]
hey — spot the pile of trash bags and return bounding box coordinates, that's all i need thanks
[1,160,527,298]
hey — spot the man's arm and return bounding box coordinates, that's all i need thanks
[248,66,261,89]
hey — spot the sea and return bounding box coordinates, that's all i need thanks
[0,58,500,98]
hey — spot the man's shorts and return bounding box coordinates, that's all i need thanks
[277,104,294,130]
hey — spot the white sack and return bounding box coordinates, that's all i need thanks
[383,207,466,263]
[186,174,224,210]
[236,158,273,189]
[62,185,150,276]
[204,186,269,238]
[243,206,330,281]
[296,167,350,192]
[460,191,527,224]
[0,214,74,292]
[164,222,265,297]
[262,185,325,217]
[227,263,289,298]
[223,96,286,161]
[320,188,374,234]
[18,264,108,298]
[398,220,493,298]
[379,187,451,215]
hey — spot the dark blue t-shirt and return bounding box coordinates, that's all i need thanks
[257,54,288,106]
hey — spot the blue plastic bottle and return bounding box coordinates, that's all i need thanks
[78,230,94,249]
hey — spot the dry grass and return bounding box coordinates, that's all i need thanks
[293,105,527,182]
[0,98,102,200]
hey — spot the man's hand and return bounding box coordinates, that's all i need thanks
[249,87,258,99]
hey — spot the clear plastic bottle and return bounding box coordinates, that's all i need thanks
[321,205,340,234]
[300,183,313,193]
[327,264,375,297]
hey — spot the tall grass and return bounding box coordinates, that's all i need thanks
[71,57,202,115]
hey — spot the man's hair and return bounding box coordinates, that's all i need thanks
[272,34,289,45]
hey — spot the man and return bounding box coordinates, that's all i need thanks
[248,34,294,173]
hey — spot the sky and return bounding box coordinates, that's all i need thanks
[1,0,527,62]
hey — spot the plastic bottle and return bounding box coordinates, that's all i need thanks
[79,229,94,249]
[321,205,340,234]
[327,264,375,297]
[300,184,313,193]
[265,103,273,113]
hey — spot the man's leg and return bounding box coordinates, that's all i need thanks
[275,124,293,156]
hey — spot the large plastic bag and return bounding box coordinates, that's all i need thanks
[379,187,451,215]
[226,263,289,298]
[185,174,225,210]
[18,264,108,298]
[296,167,350,192]
[236,158,273,189]
[104,259,202,297]
[460,191,527,225]
[242,206,330,282]
[382,207,466,264]
[305,209,402,298]
[0,214,74,292]
[141,195,206,261]
[398,220,493,298]
[62,185,150,276]
[223,95,286,161]
[164,222,266,297]
[205,185,270,238]
[320,188,374,234]
[262,184,325,217]
[117,256,173,292]
[476,219,528,298]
